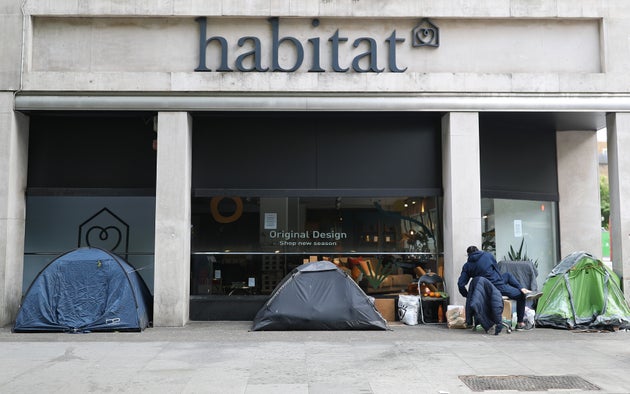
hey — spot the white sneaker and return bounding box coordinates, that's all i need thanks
[526,292,542,300]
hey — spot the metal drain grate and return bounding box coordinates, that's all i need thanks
[459,375,601,392]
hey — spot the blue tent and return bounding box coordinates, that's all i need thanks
[14,247,152,333]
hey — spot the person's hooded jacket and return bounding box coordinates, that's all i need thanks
[458,250,504,297]
[465,276,503,332]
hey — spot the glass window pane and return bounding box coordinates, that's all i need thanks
[24,196,156,294]
[482,198,558,290]
[191,196,443,296]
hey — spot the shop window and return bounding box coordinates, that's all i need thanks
[27,113,157,193]
[23,113,157,294]
[23,196,156,294]
[481,198,558,291]
[191,196,443,296]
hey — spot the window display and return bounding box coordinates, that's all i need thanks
[191,196,442,296]
[481,198,559,291]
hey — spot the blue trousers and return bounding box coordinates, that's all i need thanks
[494,272,526,323]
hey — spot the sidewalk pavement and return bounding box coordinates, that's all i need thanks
[1,321,629,394]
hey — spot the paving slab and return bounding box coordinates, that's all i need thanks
[1,321,629,394]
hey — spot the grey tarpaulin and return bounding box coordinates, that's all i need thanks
[251,261,388,331]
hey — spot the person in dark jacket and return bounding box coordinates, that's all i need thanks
[458,245,532,330]
[466,276,504,335]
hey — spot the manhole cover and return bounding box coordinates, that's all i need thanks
[459,375,601,392]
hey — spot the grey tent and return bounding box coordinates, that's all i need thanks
[251,261,388,330]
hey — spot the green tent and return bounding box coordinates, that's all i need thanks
[535,251,630,330]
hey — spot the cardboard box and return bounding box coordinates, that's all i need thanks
[502,299,514,321]
[374,298,396,322]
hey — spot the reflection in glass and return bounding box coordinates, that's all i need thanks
[481,198,559,291]
[191,196,443,296]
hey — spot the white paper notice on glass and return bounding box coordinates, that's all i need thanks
[514,220,523,238]
[248,277,256,287]
[264,213,277,230]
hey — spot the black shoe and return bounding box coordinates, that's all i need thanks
[494,324,503,335]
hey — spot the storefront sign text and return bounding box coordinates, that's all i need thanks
[269,230,348,246]
[195,17,439,73]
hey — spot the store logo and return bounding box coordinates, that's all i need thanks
[194,17,439,73]
[412,18,439,47]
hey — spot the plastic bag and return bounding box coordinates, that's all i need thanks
[398,295,420,325]
[524,306,535,329]
[446,305,467,329]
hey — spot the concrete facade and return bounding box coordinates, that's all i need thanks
[556,131,602,258]
[154,112,192,327]
[0,93,28,327]
[441,112,482,307]
[2,0,630,325]
[0,3,22,90]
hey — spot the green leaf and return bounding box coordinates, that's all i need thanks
[358,260,394,289]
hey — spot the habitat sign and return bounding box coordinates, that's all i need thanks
[195,17,439,73]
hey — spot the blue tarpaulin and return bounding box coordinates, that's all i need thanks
[14,247,152,333]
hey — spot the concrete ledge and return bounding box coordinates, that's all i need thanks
[22,0,621,18]
[14,93,630,113]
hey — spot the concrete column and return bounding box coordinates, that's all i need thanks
[0,5,23,91]
[606,113,630,300]
[556,131,602,258]
[441,112,482,306]
[153,112,192,326]
[0,93,29,326]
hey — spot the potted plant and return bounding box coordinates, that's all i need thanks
[503,237,538,268]
[500,237,540,293]
[358,259,394,290]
